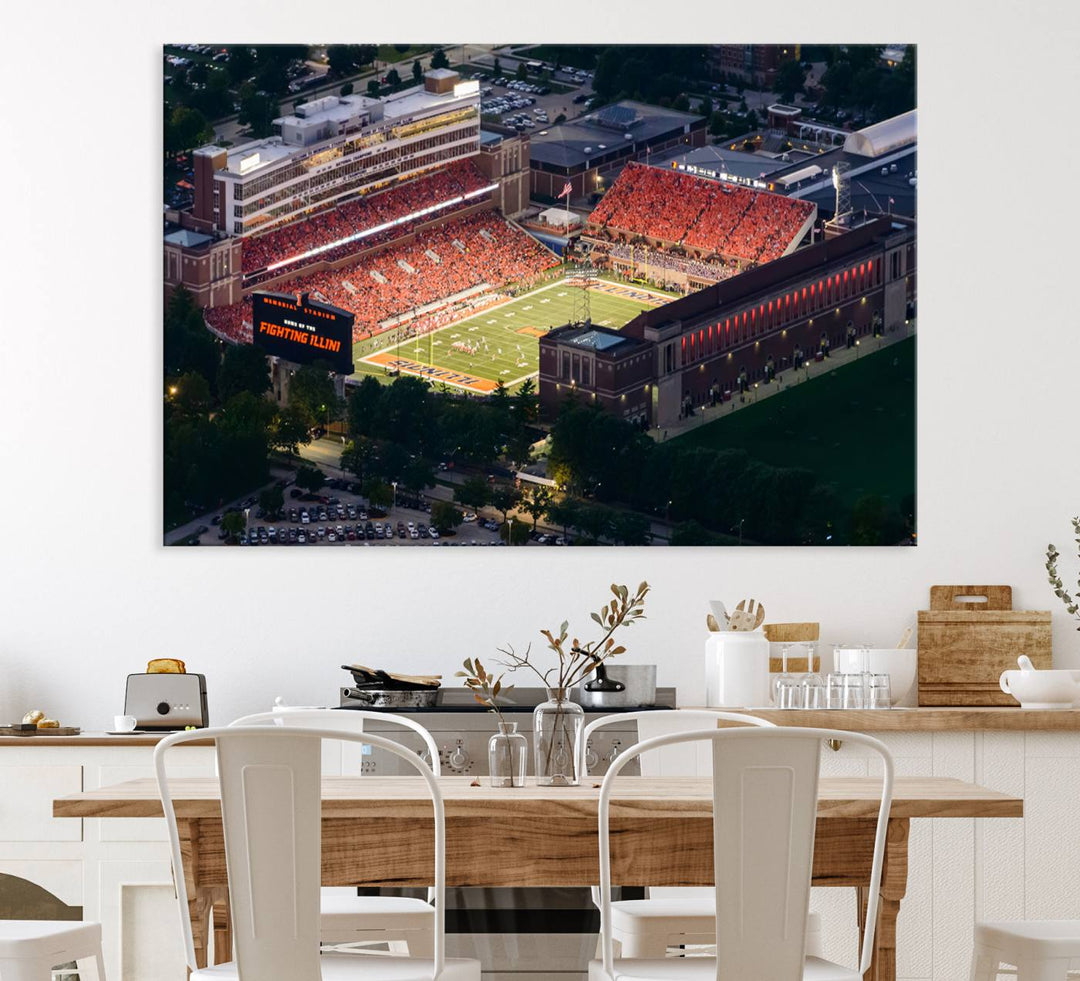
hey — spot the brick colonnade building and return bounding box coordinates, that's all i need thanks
[539,215,915,429]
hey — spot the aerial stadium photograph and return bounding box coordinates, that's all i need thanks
[163,43,917,547]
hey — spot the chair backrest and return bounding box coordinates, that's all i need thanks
[155,725,446,981]
[595,727,893,981]
[579,709,774,779]
[230,707,442,776]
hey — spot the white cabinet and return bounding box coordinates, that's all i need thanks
[811,729,1080,981]
[0,740,213,981]
[0,766,83,841]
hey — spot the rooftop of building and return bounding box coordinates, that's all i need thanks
[544,320,652,357]
[651,143,794,184]
[217,83,480,178]
[163,227,215,249]
[380,78,478,120]
[272,93,379,132]
[530,100,704,170]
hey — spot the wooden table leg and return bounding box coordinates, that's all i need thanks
[177,819,233,969]
[857,818,909,981]
[211,888,232,964]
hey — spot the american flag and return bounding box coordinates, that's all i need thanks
[557,180,572,200]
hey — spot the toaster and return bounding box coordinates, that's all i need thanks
[124,673,209,730]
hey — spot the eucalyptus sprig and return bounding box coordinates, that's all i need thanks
[456,657,514,722]
[495,581,651,690]
[1046,516,1080,629]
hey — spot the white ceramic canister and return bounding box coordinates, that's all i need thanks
[704,630,771,707]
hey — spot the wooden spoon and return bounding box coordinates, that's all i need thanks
[730,599,765,631]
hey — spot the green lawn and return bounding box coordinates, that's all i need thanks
[350,279,662,391]
[675,337,916,512]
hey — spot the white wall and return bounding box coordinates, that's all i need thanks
[1,1,1079,729]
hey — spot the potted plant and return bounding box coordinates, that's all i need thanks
[457,658,527,788]
[495,582,650,786]
[1046,516,1080,631]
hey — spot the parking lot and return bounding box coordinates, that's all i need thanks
[474,65,595,132]
[185,480,507,547]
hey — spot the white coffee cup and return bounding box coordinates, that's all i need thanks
[114,715,138,732]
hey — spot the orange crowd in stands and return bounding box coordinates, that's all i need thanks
[206,210,558,348]
[240,158,492,276]
[587,162,814,264]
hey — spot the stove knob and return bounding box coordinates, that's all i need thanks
[447,746,471,771]
[584,745,600,770]
[156,702,171,716]
[605,744,621,764]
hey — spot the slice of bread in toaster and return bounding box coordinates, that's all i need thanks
[147,658,186,674]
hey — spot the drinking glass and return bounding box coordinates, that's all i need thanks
[826,673,846,709]
[841,673,866,709]
[868,674,893,709]
[775,676,803,709]
[800,674,825,709]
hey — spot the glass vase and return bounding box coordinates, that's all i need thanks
[488,721,528,788]
[533,687,584,786]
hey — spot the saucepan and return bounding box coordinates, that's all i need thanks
[576,664,657,709]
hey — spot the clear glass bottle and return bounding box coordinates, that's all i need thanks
[533,687,584,786]
[488,721,528,788]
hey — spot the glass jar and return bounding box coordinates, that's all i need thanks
[488,721,528,788]
[533,687,584,786]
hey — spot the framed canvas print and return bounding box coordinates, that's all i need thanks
[163,43,915,546]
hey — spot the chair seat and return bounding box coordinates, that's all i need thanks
[0,920,101,960]
[321,895,434,930]
[975,920,1080,960]
[192,953,481,980]
[611,898,822,929]
[588,955,860,981]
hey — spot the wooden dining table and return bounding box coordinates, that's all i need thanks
[54,775,1022,981]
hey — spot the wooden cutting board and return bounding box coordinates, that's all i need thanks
[0,726,81,737]
[917,585,1052,705]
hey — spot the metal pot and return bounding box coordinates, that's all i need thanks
[576,664,657,709]
[339,688,439,708]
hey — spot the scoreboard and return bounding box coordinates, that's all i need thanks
[251,291,355,375]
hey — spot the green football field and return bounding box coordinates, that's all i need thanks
[674,336,916,513]
[349,279,663,392]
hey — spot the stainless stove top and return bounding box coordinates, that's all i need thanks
[338,685,677,713]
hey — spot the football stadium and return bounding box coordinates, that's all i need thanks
[169,64,914,424]
[177,67,833,402]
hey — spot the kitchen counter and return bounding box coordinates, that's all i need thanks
[683,706,1080,730]
[0,731,210,747]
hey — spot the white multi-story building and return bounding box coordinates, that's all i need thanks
[193,70,481,236]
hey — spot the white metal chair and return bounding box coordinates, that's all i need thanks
[155,725,480,980]
[969,921,1080,980]
[0,921,105,981]
[580,711,822,960]
[590,726,894,981]
[230,709,439,956]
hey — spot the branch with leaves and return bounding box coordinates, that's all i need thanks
[1046,516,1080,630]
[495,582,651,691]
[456,657,514,722]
